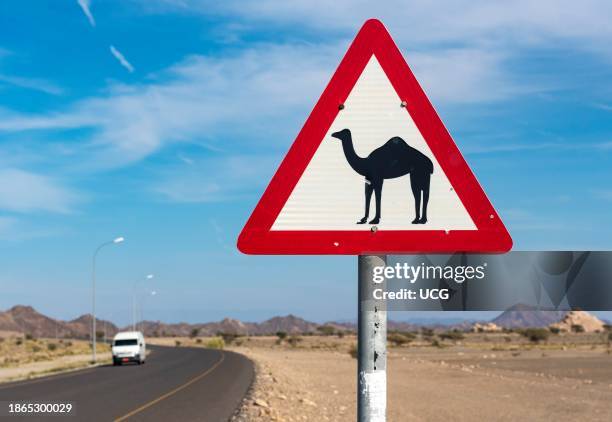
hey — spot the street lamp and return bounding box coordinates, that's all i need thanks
[133,274,154,331]
[138,290,157,333]
[91,236,124,363]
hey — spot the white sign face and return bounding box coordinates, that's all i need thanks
[272,57,476,231]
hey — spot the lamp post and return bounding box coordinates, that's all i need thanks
[133,274,154,331]
[139,290,157,333]
[91,236,124,363]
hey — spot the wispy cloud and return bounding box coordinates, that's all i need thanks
[0,216,17,234]
[145,1,612,51]
[0,43,339,167]
[591,189,612,201]
[109,45,135,73]
[407,47,531,103]
[0,73,63,95]
[77,0,96,27]
[593,103,612,112]
[0,38,536,169]
[501,207,573,232]
[0,50,63,95]
[0,169,79,213]
[152,155,276,203]
[465,141,612,154]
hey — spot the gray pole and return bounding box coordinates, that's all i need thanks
[358,255,387,421]
[92,247,99,363]
[91,237,124,363]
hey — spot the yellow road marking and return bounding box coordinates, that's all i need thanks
[114,351,225,422]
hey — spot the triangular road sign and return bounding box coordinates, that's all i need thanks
[238,19,512,255]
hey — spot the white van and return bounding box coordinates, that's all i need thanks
[112,331,146,365]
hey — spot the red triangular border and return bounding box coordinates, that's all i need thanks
[238,19,512,255]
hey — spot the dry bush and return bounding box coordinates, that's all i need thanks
[388,332,415,347]
[522,328,550,343]
[205,337,225,350]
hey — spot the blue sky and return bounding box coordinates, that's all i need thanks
[0,1,611,325]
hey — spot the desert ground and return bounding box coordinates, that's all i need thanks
[2,329,611,420]
[152,331,612,422]
[0,332,111,383]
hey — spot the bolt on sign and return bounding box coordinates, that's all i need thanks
[238,19,512,255]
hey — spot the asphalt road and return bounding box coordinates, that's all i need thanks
[0,346,253,421]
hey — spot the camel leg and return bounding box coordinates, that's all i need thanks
[410,175,421,224]
[369,179,382,225]
[419,174,430,224]
[357,181,373,224]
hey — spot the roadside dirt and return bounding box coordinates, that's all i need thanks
[229,336,612,421]
[0,352,112,383]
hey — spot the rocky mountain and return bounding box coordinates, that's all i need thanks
[66,314,119,338]
[137,315,316,337]
[549,311,606,333]
[492,304,567,328]
[2,304,604,339]
[0,305,67,338]
[255,315,318,335]
[0,306,118,339]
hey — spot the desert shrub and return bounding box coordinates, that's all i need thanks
[195,338,202,344]
[388,332,414,347]
[439,330,465,341]
[571,324,585,333]
[608,332,612,342]
[65,341,72,347]
[47,343,57,351]
[522,328,550,343]
[95,331,104,340]
[217,332,239,345]
[431,339,442,348]
[287,335,302,347]
[175,340,182,347]
[32,345,42,353]
[25,333,34,341]
[317,325,336,336]
[0,337,4,343]
[15,338,23,346]
[421,328,434,338]
[549,326,561,334]
[349,343,358,359]
[205,337,225,350]
[276,331,287,341]
[190,328,200,339]
[603,324,612,332]
[337,331,345,338]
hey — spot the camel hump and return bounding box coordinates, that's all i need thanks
[386,136,409,148]
[382,137,434,174]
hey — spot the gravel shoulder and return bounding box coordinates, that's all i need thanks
[229,339,612,421]
[0,352,112,383]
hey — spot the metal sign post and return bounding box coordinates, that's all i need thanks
[358,255,387,421]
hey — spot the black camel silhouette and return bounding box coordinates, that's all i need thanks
[331,128,433,225]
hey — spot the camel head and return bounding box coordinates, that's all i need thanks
[331,128,351,142]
